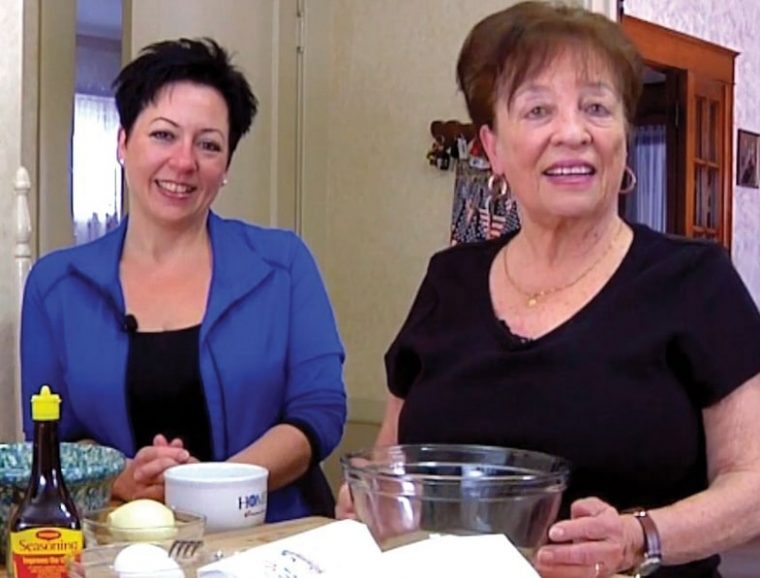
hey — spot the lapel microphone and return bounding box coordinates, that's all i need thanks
[123,314,139,333]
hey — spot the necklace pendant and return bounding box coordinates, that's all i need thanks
[527,297,538,307]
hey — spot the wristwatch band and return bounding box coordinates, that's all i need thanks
[625,509,662,576]
[621,508,662,578]
[633,510,662,557]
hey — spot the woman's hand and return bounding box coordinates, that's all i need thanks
[335,482,356,519]
[112,434,196,502]
[534,497,643,578]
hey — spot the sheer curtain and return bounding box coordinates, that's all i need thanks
[626,125,667,232]
[72,93,123,244]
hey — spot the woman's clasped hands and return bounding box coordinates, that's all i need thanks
[112,434,198,501]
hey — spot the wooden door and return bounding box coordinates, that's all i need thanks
[686,74,731,243]
[621,15,736,249]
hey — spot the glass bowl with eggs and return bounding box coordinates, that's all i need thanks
[68,542,216,578]
[83,499,205,547]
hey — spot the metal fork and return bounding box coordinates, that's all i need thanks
[168,539,204,559]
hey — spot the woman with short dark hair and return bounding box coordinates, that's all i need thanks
[21,38,346,522]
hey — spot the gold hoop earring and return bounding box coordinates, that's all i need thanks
[487,173,510,199]
[620,166,637,194]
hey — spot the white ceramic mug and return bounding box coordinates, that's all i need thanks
[164,462,268,533]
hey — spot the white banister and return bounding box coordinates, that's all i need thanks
[14,166,32,441]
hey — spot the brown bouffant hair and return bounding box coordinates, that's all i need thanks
[456,1,643,130]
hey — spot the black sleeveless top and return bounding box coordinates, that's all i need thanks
[126,324,213,461]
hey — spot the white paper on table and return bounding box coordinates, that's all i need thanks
[363,534,540,578]
[197,520,538,578]
[196,520,382,578]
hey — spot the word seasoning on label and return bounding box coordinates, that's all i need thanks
[9,527,83,578]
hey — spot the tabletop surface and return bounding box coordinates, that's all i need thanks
[0,517,330,578]
[1,517,626,577]
[192,515,329,552]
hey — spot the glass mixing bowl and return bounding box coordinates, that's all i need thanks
[342,444,570,559]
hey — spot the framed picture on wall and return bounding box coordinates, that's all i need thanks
[737,129,760,188]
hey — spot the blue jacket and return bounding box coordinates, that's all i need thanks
[21,213,347,521]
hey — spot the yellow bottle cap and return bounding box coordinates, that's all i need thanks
[31,385,61,421]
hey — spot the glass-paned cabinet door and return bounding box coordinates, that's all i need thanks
[688,74,726,243]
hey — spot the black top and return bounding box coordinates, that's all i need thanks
[126,324,213,462]
[386,223,760,578]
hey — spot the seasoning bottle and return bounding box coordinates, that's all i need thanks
[8,385,83,578]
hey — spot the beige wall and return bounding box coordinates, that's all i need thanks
[301,0,618,431]
[128,0,299,229]
[28,0,303,254]
[1,0,74,440]
[323,421,380,492]
[302,0,616,491]
[0,1,27,441]
[21,1,39,260]
[38,0,76,254]
[302,0,522,427]
[2,0,617,447]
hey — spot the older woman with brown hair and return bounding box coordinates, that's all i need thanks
[337,3,760,577]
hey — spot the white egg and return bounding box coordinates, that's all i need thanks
[113,544,185,578]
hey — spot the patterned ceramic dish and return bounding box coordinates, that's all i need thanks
[0,442,126,562]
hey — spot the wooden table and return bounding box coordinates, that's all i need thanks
[202,518,624,578]
[0,517,330,578]
[0,517,625,577]
[192,515,329,553]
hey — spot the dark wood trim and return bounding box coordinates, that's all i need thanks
[667,70,685,235]
[637,114,668,126]
[684,71,696,239]
[621,16,737,84]
[723,82,734,248]
[622,15,736,249]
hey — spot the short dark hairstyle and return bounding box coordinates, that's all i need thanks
[457,1,643,130]
[113,37,258,163]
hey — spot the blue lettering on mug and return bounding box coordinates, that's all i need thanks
[238,491,267,511]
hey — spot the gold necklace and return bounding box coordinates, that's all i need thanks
[503,221,624,308]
